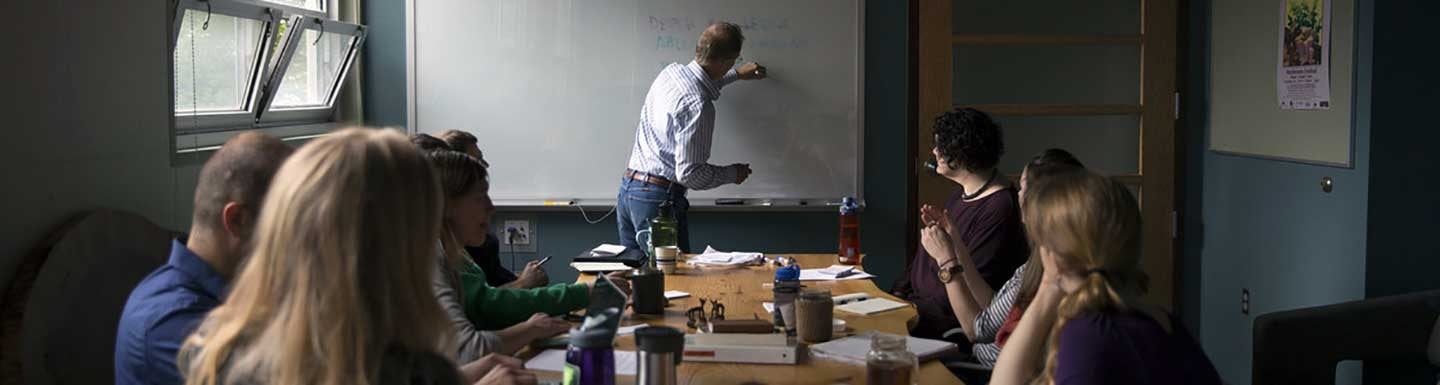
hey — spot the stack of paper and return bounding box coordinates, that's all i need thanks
[690,246,764,266]
[799,265,876,281]
[809,331,958,363]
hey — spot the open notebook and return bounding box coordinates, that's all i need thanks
[834,298,908,315]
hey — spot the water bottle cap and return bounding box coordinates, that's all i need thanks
[839,197,859,214]
[570,308,619,348]
[774,265,800,280]
[635,326,685,353]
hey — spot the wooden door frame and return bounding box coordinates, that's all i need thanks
[1139,0,1180,310]
[911,0,1181,309]
[905,0,921,265]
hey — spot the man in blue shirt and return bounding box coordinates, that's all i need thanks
[619,22,767,252]
[114,133,291,385]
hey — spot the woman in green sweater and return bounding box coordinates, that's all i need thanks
[428,150,630,345]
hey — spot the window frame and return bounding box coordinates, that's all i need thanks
[168,0,364,153]
[169,0,283,134]
[256,16,368,125]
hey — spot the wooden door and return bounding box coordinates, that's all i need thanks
[915,0,1178,308]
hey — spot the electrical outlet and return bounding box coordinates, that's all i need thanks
[503,220,532,245]
[1241,288,1251,315]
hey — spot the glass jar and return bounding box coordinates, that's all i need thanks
[865,333,917,385]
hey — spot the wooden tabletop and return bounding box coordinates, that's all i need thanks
[550,254,963,385]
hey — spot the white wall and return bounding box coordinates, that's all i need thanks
[0,0,199,292]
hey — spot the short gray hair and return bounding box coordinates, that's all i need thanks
[695,22,744,66]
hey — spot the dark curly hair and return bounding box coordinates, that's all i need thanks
[933,107,1004,172]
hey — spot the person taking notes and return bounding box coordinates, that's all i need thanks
[618,21,768,252]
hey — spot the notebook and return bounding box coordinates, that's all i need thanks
[834,298,908,315]
[573,245,647,268]
[808,331,958,363]
[570,262,633,273]
[591,244,627,256]
[798,266,876,281]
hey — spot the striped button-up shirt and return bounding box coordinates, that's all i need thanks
[973,262,1026,367]
[626,60,741,191]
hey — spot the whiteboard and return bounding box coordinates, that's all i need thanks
[1209,0,1354,167]
[409,0,864,205]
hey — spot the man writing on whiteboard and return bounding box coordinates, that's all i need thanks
[618,21,767,252]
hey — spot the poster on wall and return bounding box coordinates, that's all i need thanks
[1277,0,1331,110]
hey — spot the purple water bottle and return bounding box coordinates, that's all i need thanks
[565,308,619,385]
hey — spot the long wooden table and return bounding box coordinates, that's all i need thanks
[551,254,963,385]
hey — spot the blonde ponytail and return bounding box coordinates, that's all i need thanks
[1019,170,1145,385]
[1037,270,1129,384]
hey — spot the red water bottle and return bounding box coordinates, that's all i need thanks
[838,197,861,265]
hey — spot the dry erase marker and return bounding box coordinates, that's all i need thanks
[538,255,553,265]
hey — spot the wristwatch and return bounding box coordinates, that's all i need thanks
[936,260,964,283]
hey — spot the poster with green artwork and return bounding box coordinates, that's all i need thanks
[1278,0,1331,110]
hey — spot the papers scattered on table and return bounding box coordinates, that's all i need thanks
[570,262,632,273]
[664,290,691,300]
[617,324,645,335]
[799,265,876,281]
[690,246,764,266]
[590,244,627,256]
[818,265,857,276]
[525,349,637,375]
[808,331,958,364]
[835,298,908,315]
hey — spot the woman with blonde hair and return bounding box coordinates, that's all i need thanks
[179,128,533,385]
[990,170,1220,385]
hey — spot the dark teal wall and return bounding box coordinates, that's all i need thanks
[361,2,913,286]
[361,0,408,128]
[1192,1,1373,384]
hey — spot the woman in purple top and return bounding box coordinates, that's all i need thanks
[892,107,1029,343]
[991,170,1221,385]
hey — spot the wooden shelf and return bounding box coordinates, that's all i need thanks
[952,34,1142,46]
[962,104,1142,116]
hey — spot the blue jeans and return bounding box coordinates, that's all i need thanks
[616,176,690,252]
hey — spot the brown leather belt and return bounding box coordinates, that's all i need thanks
[624,169,678,189]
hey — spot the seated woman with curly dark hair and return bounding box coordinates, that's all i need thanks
[892,107,1030,348]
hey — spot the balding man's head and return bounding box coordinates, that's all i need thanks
[696,22,744,67]
[191,132,292,240]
